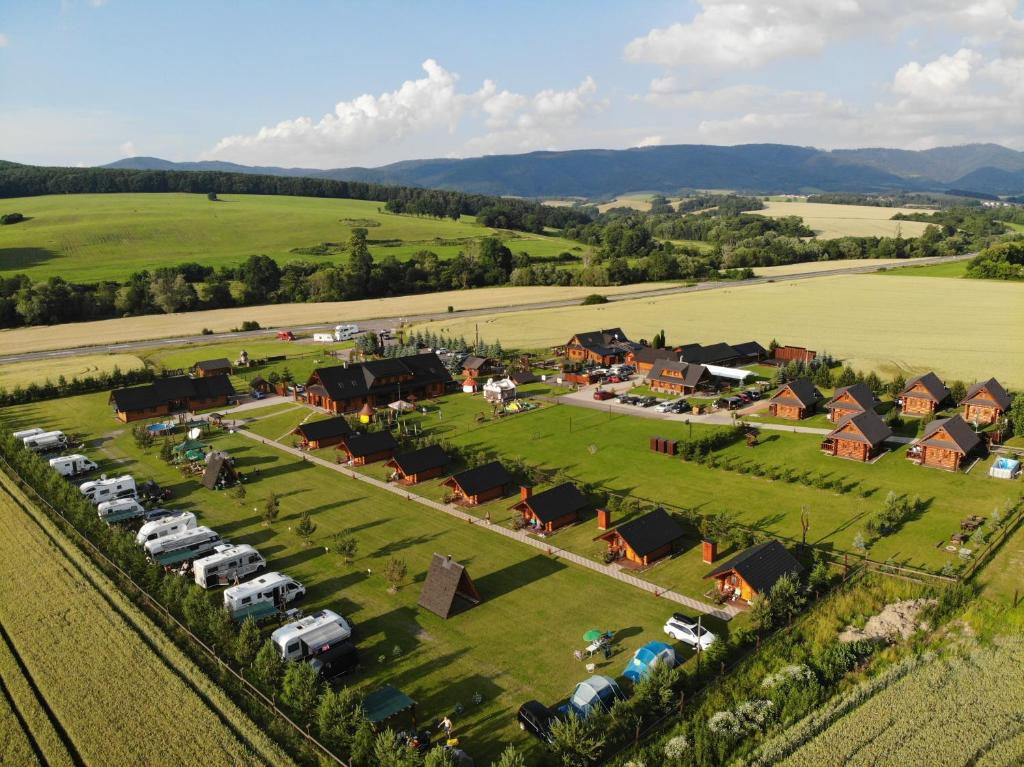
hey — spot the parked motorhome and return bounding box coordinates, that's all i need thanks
[193,544,267,588]
[12,427,44,441]
[135,512,197,545]
[271,609,352,661]
[97,498,145,524]
[49,454,99,477]
[333,324,360,341]
[144,526,221,567]
[23,431,68,452]
[223,572,306,621]
[79,475,136,505]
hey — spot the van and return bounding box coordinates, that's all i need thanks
[193,544,267,588]
[97,498,145,524]
[49,454,99,478]
[12,427,44,441]
[333,324,360,342]
[23,431,68,452]
[272,609,352,661]
[312,333,334,343]
[135,511,197,545]
[223,571,305,621]
[79,475,136,505]
[144,526,221,566]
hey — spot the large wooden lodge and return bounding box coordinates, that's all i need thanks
[305,353,452,414]
[109,375,235,423]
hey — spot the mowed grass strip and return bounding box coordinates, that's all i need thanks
[0,473,296,767]
[749,201,933,239]
[421,273,1024,386]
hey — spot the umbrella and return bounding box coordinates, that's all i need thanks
[583,629,603,642]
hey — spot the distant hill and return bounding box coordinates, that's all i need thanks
[103,142,1024,198]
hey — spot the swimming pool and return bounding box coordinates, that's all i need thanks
[989,457,1021,480]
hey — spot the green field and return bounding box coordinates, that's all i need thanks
[877,260,969,278]
[0,193,589,282]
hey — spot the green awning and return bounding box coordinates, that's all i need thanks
[172,438,209,454]
[363,685,416,724]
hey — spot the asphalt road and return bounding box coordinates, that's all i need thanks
[0,253,974,365]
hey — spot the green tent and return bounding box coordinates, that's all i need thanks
[363,685,417,725]
[172,438,209,455]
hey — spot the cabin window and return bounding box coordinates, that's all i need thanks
[240,597,251,605]
[286,641,300,655]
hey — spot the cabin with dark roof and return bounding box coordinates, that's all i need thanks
[899,372,949,416]
[201,451,239,490]
[337,431,399,465]
[385,445,451,485]
[512,483,588,533]
[768,378,823,420]
[705,540,804,604]
[305,353,452,414]
[907,415,982,471]
[731,341,768,364]
[461,355,495,379]
[824,383,877,423]
[821,410,892,462]
[596,508,686,568]
[442,461,513,505]
[565,328,641,365]
[249,375,272,394]
[418,554,481,618]
[960,378,1011,426]
[193,358,232,377]
[626,346,676,374]
[677,342,740,367]
[109,375,235,423]
[293,416,352,450]
[646,361,713,395]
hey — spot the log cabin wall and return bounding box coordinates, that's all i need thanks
[922,445,960,470]
[835,439,869,461]
[964,402,999,425]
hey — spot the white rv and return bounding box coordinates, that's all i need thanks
[79,475,136,505]
[23,431,68,452]
[272,609,352,661]
[144,526,221,566]
[135,512,197,545]
[333,324,360,341]
[193,544,267,588]
[97,498,145,524]
[49,454,99,477]
[312,332,335,343]
[223,572,305,621]
[12,427,45,441]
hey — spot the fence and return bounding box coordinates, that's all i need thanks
[0,455,348,767]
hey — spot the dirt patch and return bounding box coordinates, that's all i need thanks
[839,598,937,643]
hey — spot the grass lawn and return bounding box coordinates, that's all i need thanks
[0,352,145,390]
[0,391,726,764]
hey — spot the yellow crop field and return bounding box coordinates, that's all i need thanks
[420,274,1024,386]
[753,258,907,277]
[0,353,145,390]
[751,201,934,239]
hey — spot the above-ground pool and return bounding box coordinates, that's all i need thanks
[146,423,175,435]
[989,457,1021,480]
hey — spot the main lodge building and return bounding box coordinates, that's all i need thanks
[305,353,453,414]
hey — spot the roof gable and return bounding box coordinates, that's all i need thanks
[295,416,352,442]
[961,377,1011,411]
[920,415,981,454]
[829,410,892,446]
[195,358,232,371]
[341,431,398,457]
[770,378,822,408]
[826,383,876,412]
[902,372,948,402]
[705,540,804,594]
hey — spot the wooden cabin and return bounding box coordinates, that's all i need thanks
[731,341,768,365]
[899,372,949,416]
[960,378,1011,426]
[418,554,481,619]
[705,540,804,604]
[596,509,686,568]
[385,445,451,485]
[646,361,712,395]
[293,416,352,450]
[305,353,452,414]
[461,356,494,379]
[201,451,239,490]
[824,383,877,423]
[512,482,588,533]
[565,328,641,365]
[442,461,513,505]
[193,358,232,378]
[109,375,235,423]
[907,415,982,471]
[627,346,676,375]
[821,410,892,462]
[767,378,823,420]
[337,431,399,465]
[249,375,272,395]
[677,342,740,367]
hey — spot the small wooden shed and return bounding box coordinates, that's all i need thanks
[193,358,232,377]
[337,431,399,465]
[512,482,588,533]
[293,416,352,450]
[442,461,513,505]
[821,410,892,462]
[418,554,482,618]
[596,508,686,567]
[385,445,451,484]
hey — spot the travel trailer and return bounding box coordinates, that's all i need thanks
[271,609,352,661]
[144,526,221,567]
[12,427,45,441]
[97,497,145,524]
[49,454,99,477]
[135,512,198,545]
[23,431,68,452]
[313,333,335,343]
[193,544,267,588]
[223,572,306,621]
[79,475,136,505]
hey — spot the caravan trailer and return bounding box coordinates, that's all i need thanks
[23,431,68,452]
[312,333,335,343]
[193,544,267,588]
[135,512,197,545]
[49,454,99,478]
[223,572,305,621]
[144,526,221,567]
[271,609,352,661]
[12,427,45,441]
[79,475,136,505]
[97,497,145,524]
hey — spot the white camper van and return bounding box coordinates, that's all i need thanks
[144,526,221,566]
[12,427,44,441]
[333,324,360,341]
[312,332,335,343]
[79,475,136,505]
[223,572,305,621]
[135,511,197,545]
[23,431,68,452]
[97,497,145,524]
[272,609,352,661]
[193,544,266,588]
[49,454,99,478]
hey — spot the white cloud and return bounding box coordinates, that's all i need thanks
[892,48,980,97]
[635,135,663,147]
[0,33,9,48]
[119,141,137,157]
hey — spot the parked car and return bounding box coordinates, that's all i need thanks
[736,392,752,403]
[606,375,622,384]
[744,389,761,400]
[593,390,615,401]
[639,396,658,408]
[664,613,717,650]
[517,700,559,745]
[617,395,637,405]
[670,400,691,414]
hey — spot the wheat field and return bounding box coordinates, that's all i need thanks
[751,201,934,239]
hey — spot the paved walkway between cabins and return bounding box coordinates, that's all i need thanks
[231,426,739,621]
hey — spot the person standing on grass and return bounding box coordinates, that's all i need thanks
[439,715,453,738]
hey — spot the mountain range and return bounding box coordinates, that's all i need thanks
[102,143,1024,198]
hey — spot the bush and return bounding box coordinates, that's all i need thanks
[1,212,26,225]
[201,327,214,335]
[240,320,261,331]
[580,293,609,305]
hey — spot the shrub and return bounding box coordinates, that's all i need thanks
[580,293,609,305]
[240,320,261,331]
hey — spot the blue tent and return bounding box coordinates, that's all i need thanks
[623,641,677,683]
[568,675,625,718]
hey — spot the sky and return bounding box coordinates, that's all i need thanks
[1,0,1023,168]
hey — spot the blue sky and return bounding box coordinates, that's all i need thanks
[1,1,1022,167]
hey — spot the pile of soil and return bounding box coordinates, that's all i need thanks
[839,598,937,643]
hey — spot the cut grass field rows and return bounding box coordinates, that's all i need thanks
[750,201,933,239]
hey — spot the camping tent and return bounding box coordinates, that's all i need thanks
[568,675,624,718]
[388,400,415,413]
[418,554,482,618]
[622,641,677,682]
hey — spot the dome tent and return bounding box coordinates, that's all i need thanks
[623,640,677,682]
[568,675,625,718]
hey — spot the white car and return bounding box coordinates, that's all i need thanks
[664,613,717,650]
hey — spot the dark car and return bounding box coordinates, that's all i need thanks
[617,395,637,405]
[308,640,359,681]
[736,392,752,403]
[744,389,761,400]
[639,396,658,407]
[518,700,559,744]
